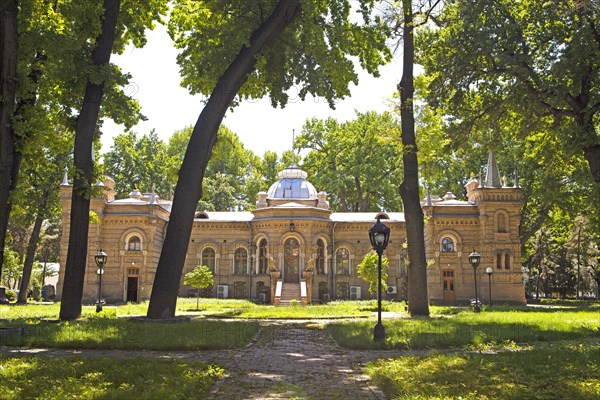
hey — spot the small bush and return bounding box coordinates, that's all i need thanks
[5,290,16,302]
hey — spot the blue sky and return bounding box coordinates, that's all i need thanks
[102,23,403,157]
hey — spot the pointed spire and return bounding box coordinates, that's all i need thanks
[485,151,502,188]
[60,167,70,186]
[425,188,432,206]
[291,129,295,167]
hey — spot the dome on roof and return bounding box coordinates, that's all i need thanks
[267,166,318,200]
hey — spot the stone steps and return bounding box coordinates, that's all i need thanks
[280,282,301,303]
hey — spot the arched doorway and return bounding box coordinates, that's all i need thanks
[283,238,300,282]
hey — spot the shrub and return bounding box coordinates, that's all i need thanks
[5,290,16,302]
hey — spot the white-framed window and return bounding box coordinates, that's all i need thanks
[127,235,142,251]
[441,237,454,252]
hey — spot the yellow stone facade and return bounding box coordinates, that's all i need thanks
[56,158,526,305]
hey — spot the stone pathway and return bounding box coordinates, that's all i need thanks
[1,320,403,400]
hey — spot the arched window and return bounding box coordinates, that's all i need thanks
[316,239,325,275]
[202,247,216,273]
[258,239,268,274]
[128,236,141,251]
[441,237,454,252]
[336,248,350,275]
[234,248,248,275]
[400,250,408,276]
[497,213,507,233]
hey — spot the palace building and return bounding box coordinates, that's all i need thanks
[56,152,525,305]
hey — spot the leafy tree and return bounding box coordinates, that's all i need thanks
[0,0,19,281]
[416,0,600,186]
[61,0,167,321]
[104,130,172,198]
[357,251,389,295]
[296,111,403,212]
[183,265,214,310]
[14,127,69,304]
[0,247,20,290]
[1,0,153,281]
[258,151,285,187]
[147,0,391,319]
[382,0,443,316]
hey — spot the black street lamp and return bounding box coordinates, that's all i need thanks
[468,249,481,312]
[486,267,493,307]
[95,249,107,312]
[369,217,390,342]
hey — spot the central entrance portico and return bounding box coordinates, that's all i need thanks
[284,238,300,282]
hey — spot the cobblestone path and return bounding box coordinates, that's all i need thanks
[1,320,401,400]
[203,321,395,399]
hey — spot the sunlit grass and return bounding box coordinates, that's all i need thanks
[366,341,600,400]
[328,305,600,350]
[0,355,224,400]
[0,298,408,320]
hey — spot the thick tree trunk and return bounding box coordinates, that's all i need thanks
[0,0,18,280]
[399,0,429,316]
[17,206,46,304]
[59,0,121,321]
[147,0,301,319]
[584,144,600,184]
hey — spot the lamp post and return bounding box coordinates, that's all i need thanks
[95,249,107,312]
[485,267,493,307]
[369,217,390,342]
[468,249,481,312]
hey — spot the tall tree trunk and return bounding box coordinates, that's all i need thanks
[17,202,46,304]
[584,144,600,184]
[59,0,121,321]
[0,0,19,281]
[399,0,429,316]
[147,0,301,319]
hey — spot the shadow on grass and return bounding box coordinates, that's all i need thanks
[0,318,259,350]
[366,342,600,400]
[327,310,600,350]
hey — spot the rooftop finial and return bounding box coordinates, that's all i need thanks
[148,184,157,205]
[60,166,69,186]
[291,129,295,167]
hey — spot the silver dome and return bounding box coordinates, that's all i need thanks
[267,166,318,199]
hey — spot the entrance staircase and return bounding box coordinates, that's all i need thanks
[275,281,307,305]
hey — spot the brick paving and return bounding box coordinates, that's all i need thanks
[1,319,403,400]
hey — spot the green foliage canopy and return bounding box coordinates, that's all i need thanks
[296,111,403,212]
[416,0,600,183]
[183,265,214,290]
[169,0,392,108]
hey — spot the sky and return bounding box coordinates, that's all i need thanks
[101,23,403,157]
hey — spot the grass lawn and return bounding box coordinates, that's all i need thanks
[1,298,405,320]
[0,355,224,400]
[178,298,406,318]
[0,301,259,350]
[2,299,599,399]
[366,341,600,400]
[327,304,600,350]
